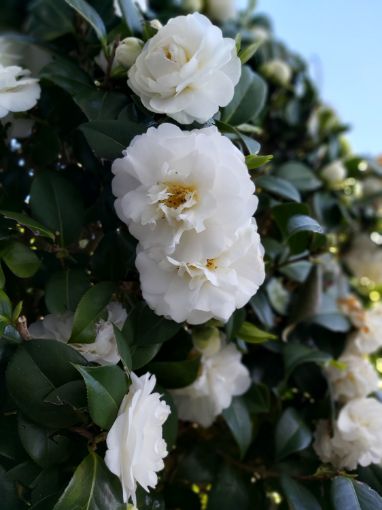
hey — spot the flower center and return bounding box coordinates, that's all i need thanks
[206,258,218,271]
[161,183,197,209]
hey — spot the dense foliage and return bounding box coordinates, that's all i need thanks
[1,1,382,509]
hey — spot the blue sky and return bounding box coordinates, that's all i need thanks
[255,0,382,156]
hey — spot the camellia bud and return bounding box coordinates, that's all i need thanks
[192,325,221,356]
[207,0,237,23]
[149,19,163,31]
[321,160,347,185]
[183,0,203,11]
[115,37,144,69]
[261,59,292,87]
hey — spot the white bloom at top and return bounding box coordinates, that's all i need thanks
[0,65,40,119]
[171,339,251,427]
[136,220,265,325]
[321,160,347,184]
[207,0,237,23]
[127,13,241,124]
[28,302,127,365]
[105,372,170,505]
[261,59,292,87]
[345,233,382,285]
[112,124,257,254]
[314,398,382,470]
[325,354,379,402]
[114,0,147,17]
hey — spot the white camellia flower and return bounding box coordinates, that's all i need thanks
[261,59,292,87]
[28,302,127,365]
[0,65,41,119]
[345,305,382,355]
[321,160,347,185]
[345,233,382,285]
[171,339,251,427]
[127,13,241,124]
[136,220,265,324]
[112,124,257,254]
[207,0,237,23]
[105,372,170,505]
[314,398,382,470]
[114,0,147,17]
[325,354,379,402]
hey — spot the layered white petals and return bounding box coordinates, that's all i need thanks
[28,302,127,365]
[0,65,40,119]
[127,13,241,124]
[105,373,170,505]
[136,220,265,324]
[344,302,382,355]
[171,340,251,427]
[314,398,382,470]
[325,354,379,402]
[345,234,382,285]
[112,124,257,255]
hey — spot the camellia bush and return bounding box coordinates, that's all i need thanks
[2,0,382,508]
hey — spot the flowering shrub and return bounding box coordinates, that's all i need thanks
[1,0,382,509]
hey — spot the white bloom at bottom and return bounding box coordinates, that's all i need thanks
[28,302,127,365]
[0,65,40,119]
[314,398,382,470]
[136,220,265,325]
[170,339,251,427]
[105,373,170,505]
[325,354,379,402]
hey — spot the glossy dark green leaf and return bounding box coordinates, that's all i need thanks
[80,120,147,159]
[40,56,93,96]
[0,466,21,510]
[70,282,115,343]
[311,313,351,332]
[281,475,321,510]
[237,321,277,344]
[290,265,322,324]
[207,464,250,510]
[256,175,301,202]
[113,326,132,372]
[279,260,312,283]
[26,0,74,41]
[148,357,200,389]
[117,0,143,34]
[2,241,40,278]
[53,451,125,510]
[159,388,178,450]
[74,365,129,430]
[287,215,323,238]
[45,269,91,314]
[74,90,128,121]
[222,66,267,125]
[239,40,263,64]
[0,289,12,319]
[222,397,252,458]
[131,343,162,370]
[225,307,246,340]
[331,477,382,510]
[91,230,137,281]
[358,465,382,495]
[245,384,270,414]
[276,162,322,192]
[0,211,55,240]
[6,340,87,428]
[64,0,106,42]
[275,408,312,460]
[30,172,85,246]
[18,415,72,468]
[284,343,330,379]
[245,154,273,170]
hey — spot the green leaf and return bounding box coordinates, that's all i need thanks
[226,308,246,341]
[222,397,252,459]
[123,302,181,346]
[275,408,312,460]
[74,90,128,121]
[245,154,273,170]
[159,389,178,450]
[74,365,129,430]
[131,343,162,370]
[207,464,250,510]
[281,475,321,510]
[287,215,323,238]
[70,282,115,343]
[41,56,93,96]
[272,202,310,238]
[117,0,143,34]
[80,120,147,159]
[6,340,86,428]
[0,289,12,319]
[113,326,132,372]
[237,321,277,344]
[239,40,263,64]
[0,466,20,510]
[64,0,106,43]
[26,0,74,41]
[279,260,312,283]
[331,477,382,510]
[0,210,55,240]
[276,162,322,192]
[245,384,270,414]
[290,265,322,324]
[148,357,201,389]
[222,66,267,125]
[256,175,301,202]
[284,343,330,379]
[30,172,85,246]
[53,451,124,510]
[2,241,40,278]
[18,415,72,468]
[45,269,91,314]
[312,313,351,332]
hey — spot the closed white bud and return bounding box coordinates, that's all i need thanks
[321,160,347,184]
[193,326,222,356]
[261,59,292,87]
[183,0,203,11]
[115,37,144,69]
[149,19,163,31]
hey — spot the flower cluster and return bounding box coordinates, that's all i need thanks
[314,294,382,470]
[112,13,265,325]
